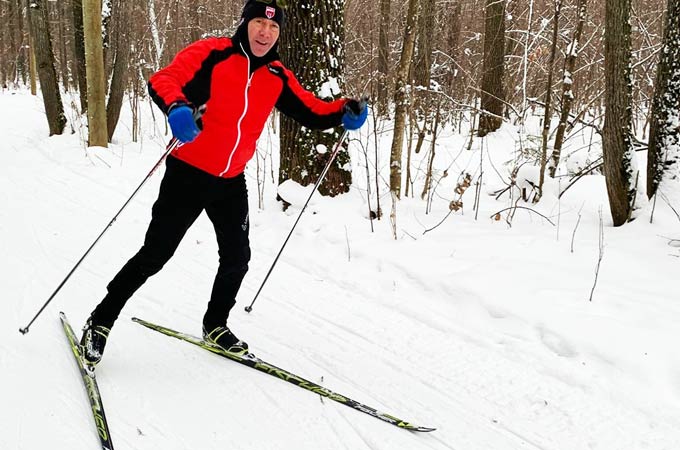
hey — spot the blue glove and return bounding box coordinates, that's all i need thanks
[342,99,368,130]
[168,104,200,143]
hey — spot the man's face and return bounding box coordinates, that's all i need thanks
[247,17,280,57]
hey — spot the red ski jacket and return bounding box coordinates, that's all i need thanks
[148,36,347,178]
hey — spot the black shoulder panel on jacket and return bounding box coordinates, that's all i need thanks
[181,46,237,107]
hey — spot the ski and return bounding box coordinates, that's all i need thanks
[132,317,435,432]
[60,312,115,450]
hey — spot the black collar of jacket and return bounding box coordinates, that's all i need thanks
[232,22,280,73]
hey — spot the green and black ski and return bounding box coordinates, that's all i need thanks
[60,312,115,450]
[132,317,435,433]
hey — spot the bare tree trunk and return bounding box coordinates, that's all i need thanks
[27,8,37,95]
[106,0,130,141]
[71,0,87,112]
[5,0,20,86]
[148,0,163,70]
[28,0,66,135]
[414,0,434,89]
[478,0,505,137]
[16,0,29,85]
[446,2,462,96]
[0,8,7,87]
[376,0,390,116]
[57,0,70,91]
[603,0,635,226]
[549,0,587,178]
[82,0,108,147]
[389,0,420,199]
[538,0,562,200]
[421,97,441,202]
[188,1,201,42]
[279,0,350,197]
[647,0,680,198]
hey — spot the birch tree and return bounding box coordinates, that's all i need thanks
[148,0,164,69]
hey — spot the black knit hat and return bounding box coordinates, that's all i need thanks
[241,0,286,29]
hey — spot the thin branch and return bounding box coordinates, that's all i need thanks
[571,203,584,253]
[489,206,556,225]
[589,208,605,302]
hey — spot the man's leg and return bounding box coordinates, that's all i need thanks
[202,173,251,330]
[90,156,206,328]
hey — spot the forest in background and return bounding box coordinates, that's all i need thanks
[0,0,678,227]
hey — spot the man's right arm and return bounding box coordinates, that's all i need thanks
[148,38,232,115]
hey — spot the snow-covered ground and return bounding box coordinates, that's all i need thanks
[2,89,680,449]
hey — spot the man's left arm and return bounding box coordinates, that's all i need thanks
[271,64,348,130]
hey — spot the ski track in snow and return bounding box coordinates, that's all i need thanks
[3,91,680,450]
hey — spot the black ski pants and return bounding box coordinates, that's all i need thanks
[91,155,250,330]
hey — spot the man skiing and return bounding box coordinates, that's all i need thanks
[80,0,368,366]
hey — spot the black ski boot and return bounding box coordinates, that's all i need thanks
[203,325,248,355]
[80,317,110,366]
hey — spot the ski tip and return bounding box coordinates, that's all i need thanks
[401,423,436,432]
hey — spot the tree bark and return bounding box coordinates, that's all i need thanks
[27,6,37,95]
[414,0,435,89]
[538,0,562,199]
[71,0,87,112]
[389,0,419,199]
[16,0,28,85]
[603,0,635,226]
[478,0,506,137]
[279,0,350,197]
[647,0,680,198]
[376,0,390,116]
[4,0,20,86]
[82,0,108,147]
[57,0,71,91]
[27,0,66,135]
[106,0,130,141]
[446,2,462,96]
[549,0,587,178]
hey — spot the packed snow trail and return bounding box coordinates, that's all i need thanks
[2,91,680,450]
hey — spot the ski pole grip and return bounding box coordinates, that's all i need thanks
[193,104,207,130]
[359,95,369,110]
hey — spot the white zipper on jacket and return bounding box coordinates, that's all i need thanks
[219,44,253,177]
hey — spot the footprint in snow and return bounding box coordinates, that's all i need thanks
[537,325,577,358]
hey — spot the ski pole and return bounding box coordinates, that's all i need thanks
[19,138,180,335]
[245,129,350,313]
